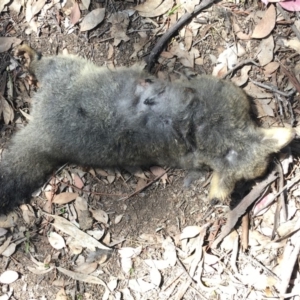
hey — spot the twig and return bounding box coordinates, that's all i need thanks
[249,78,296,97]
[272,160,286,239]
[221,59,260,79]
[146,0,216,72]
[119,167,170,201]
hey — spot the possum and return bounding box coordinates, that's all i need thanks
[0,45,295,213]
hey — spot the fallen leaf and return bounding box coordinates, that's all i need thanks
[26,0,47,23]
[52,192,78,204]
[231,65,251,86]
[57,267,107,286]
[257,35,274,66]
[109,12,130,46]
[114,214,123,225]
[0,95,14,124]
[70,1,80,25]
[179,0,200,13]
[263,61,279,76]
[128,278,156,293]
[80,8,105,32]
[136,0,173,18]
[180,226,202,239]
[135,0,162,12]
[44,212,110,250]
[251,5,276,39]
[90,208,109,225]
[282,38,300,54]
[74,262,98,274]
[81,0,90,10]
[0,37,21,53]
[48,232,66,250]
[233,21,251,40]
[149,266,162,287]
[279,0,300,12]
[0,0,10,13]
[55,288,68,300]
[0,270,19,284]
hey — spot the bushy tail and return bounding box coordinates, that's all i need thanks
[0,124,59,214]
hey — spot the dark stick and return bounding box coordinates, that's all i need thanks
[146,0,216,72]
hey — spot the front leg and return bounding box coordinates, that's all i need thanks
[208,171,236,204]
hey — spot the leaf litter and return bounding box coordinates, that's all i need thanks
[1,0,300,299]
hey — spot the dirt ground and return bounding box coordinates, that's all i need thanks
[1,0,300,299]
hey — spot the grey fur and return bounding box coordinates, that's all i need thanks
[0,46,295,213]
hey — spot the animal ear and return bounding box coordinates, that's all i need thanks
[261,127,295,151]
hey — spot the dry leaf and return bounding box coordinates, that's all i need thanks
[257,35,274,66]
[81,0,90,10]
[57,267,107,286]
[115,214,123,224]
[184,27,193,51]
[128,279,156,293]
[180,226,202,239]
[0,0,10,13]
[52,192,78,204]
[74,262,98,274]
[179,0,200,13]
[0,95,14,124]
[0,37,21,53]
[70,1,80,25]
[90,208,109,224]
[55,288,68,300]
[0,270,19,284]
[136,0,173,18]
[135,0,162,11]
[2,243,16,257]
[233,22,251,40]
[26,0,47,23]
[263,61,279,76]
[109,12,130,46]
[251,5,276,39]
[80,8,105,32]
[282,38,300,54]
[149,266,162,287]
[44,212,110,250]
[231,65,251,86]
[48,232,66,250]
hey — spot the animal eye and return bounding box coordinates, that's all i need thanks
[145,78,153,83]
[144,98,156,105]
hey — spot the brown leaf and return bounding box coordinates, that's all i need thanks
[72,173,84,189]
[135,0,162,12]
[0,37,22,53]
[263,61,280,76]
[70,1,80,25]
[52,192,78,204]
[251,5,276,39]
[257,35,274,66]
[0,95,14,124]
[80,8,105,32]
[150,166,166,177]
[231,65,251,86]
[0,0,10,13]
[26,0,47,22]
[233,22,251,40]
[184,27,193,51]
[136,0,173,18]
[135,178,147,192]
[109,12,130,46]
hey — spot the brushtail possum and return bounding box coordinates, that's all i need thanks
[0,45,295,213]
